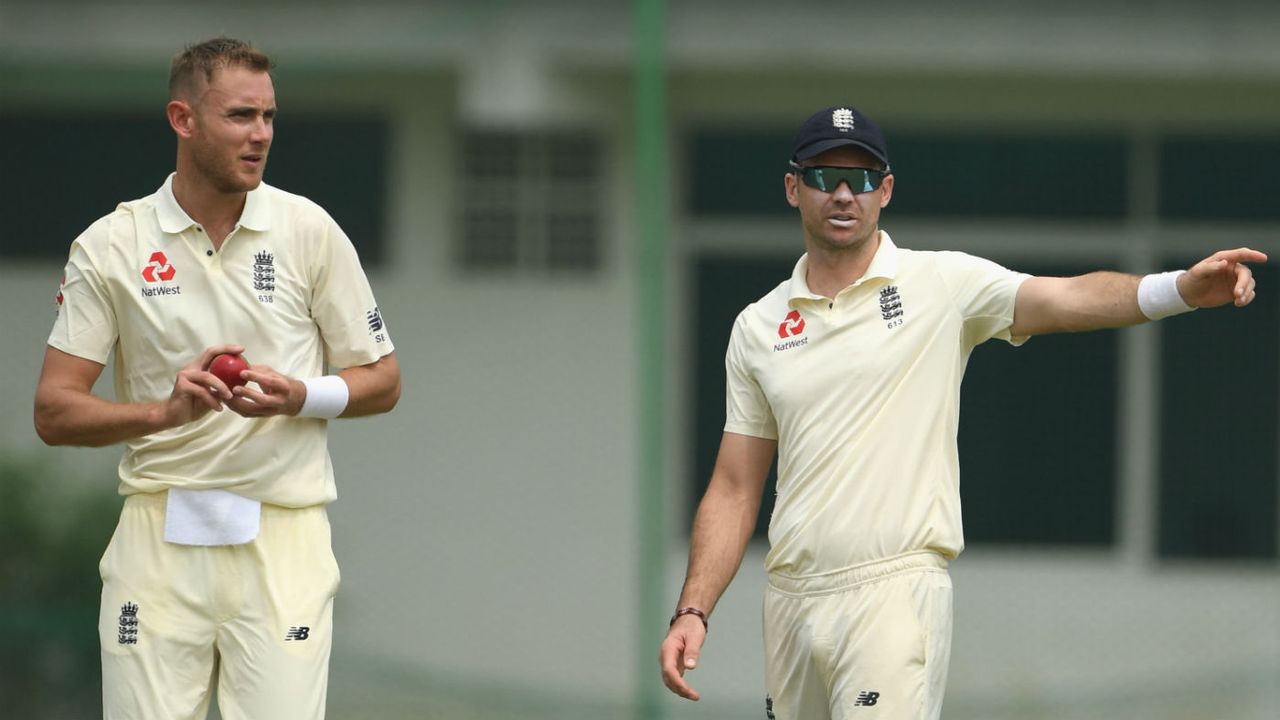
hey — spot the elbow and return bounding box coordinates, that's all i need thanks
[355,376,400,417]
[370,354,400,414]
[33,392,94,446]
[34,420,56,446]
[33,386,71,446]
[33,409,67,446]
[382,378,401,413]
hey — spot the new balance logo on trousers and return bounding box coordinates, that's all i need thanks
[765,689,880,716]
[855,690,881,706]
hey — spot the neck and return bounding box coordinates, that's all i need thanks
[171,162,247,249]
[804,230,881,298]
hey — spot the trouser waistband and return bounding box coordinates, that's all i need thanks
[767,550,949,597]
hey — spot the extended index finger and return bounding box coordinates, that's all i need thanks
[1212,247,1268,265]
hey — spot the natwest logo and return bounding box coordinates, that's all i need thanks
[141,252,176,283]
[778,309,806,339]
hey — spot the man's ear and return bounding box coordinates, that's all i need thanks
[785,172,800,208]
[167,100,195,139]
[879,173,893,208]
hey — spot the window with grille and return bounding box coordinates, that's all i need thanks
[456,130,603,273]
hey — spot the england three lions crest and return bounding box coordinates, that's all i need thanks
[253,250,275,303]
[880,285,904,329]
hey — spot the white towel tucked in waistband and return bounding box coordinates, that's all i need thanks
[163,488,261,545]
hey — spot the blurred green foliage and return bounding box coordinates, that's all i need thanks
[0,457,121,717]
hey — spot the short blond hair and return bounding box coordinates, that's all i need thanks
[169,36,272,100]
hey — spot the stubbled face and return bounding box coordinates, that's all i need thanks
[785,145,893,255]
[186,66,275,194]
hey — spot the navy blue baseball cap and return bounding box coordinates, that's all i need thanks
[791,105,889,169]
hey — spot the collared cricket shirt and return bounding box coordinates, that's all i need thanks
[724,232,1029,578]
[49,174,394,507]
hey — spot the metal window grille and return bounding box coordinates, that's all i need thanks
[457,130,602,273]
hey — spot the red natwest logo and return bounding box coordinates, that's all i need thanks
[778,310,806,338]
[141,252,176,283]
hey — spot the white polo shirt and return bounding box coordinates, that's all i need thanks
[48,174,394,507]
[724,232,1029,578]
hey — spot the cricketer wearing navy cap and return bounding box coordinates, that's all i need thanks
[660,103,1266,720]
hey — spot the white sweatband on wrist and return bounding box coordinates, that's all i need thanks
[298,376,349,418]
[1137,270,1195,320]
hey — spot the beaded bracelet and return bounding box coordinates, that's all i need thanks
[669,607,708,630]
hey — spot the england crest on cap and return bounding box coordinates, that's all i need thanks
[791,105,890,167]
[832,108,855,132]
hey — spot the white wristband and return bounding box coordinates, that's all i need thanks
[298,376,349,419]
[1137,270,1195,320]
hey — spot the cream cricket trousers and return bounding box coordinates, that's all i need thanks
[763,551,953,720]
[99,491,340,719]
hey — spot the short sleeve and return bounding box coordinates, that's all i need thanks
[47,234,118,365]
[935,251,1031,349]
[308,218,395,369]
[723,313,778,440]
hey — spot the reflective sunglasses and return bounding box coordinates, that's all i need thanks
[790,161,888,194]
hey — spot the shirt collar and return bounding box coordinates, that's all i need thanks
[863,230,899,282]
[155,173,197,234]
[237,182,271,231]
[154,173,272,234]
[787,230,900,305]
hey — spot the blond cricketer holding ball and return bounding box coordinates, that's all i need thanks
[34,37,400,720]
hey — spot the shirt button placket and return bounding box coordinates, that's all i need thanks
[192,226,211,257]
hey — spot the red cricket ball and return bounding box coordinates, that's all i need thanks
[210,353,250,389]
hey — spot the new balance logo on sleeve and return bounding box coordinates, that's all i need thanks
[284,626,311,641]
[854,690,880,706]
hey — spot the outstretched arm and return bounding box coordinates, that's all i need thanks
[659,431,776,702]
[1010,247,1267,337]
